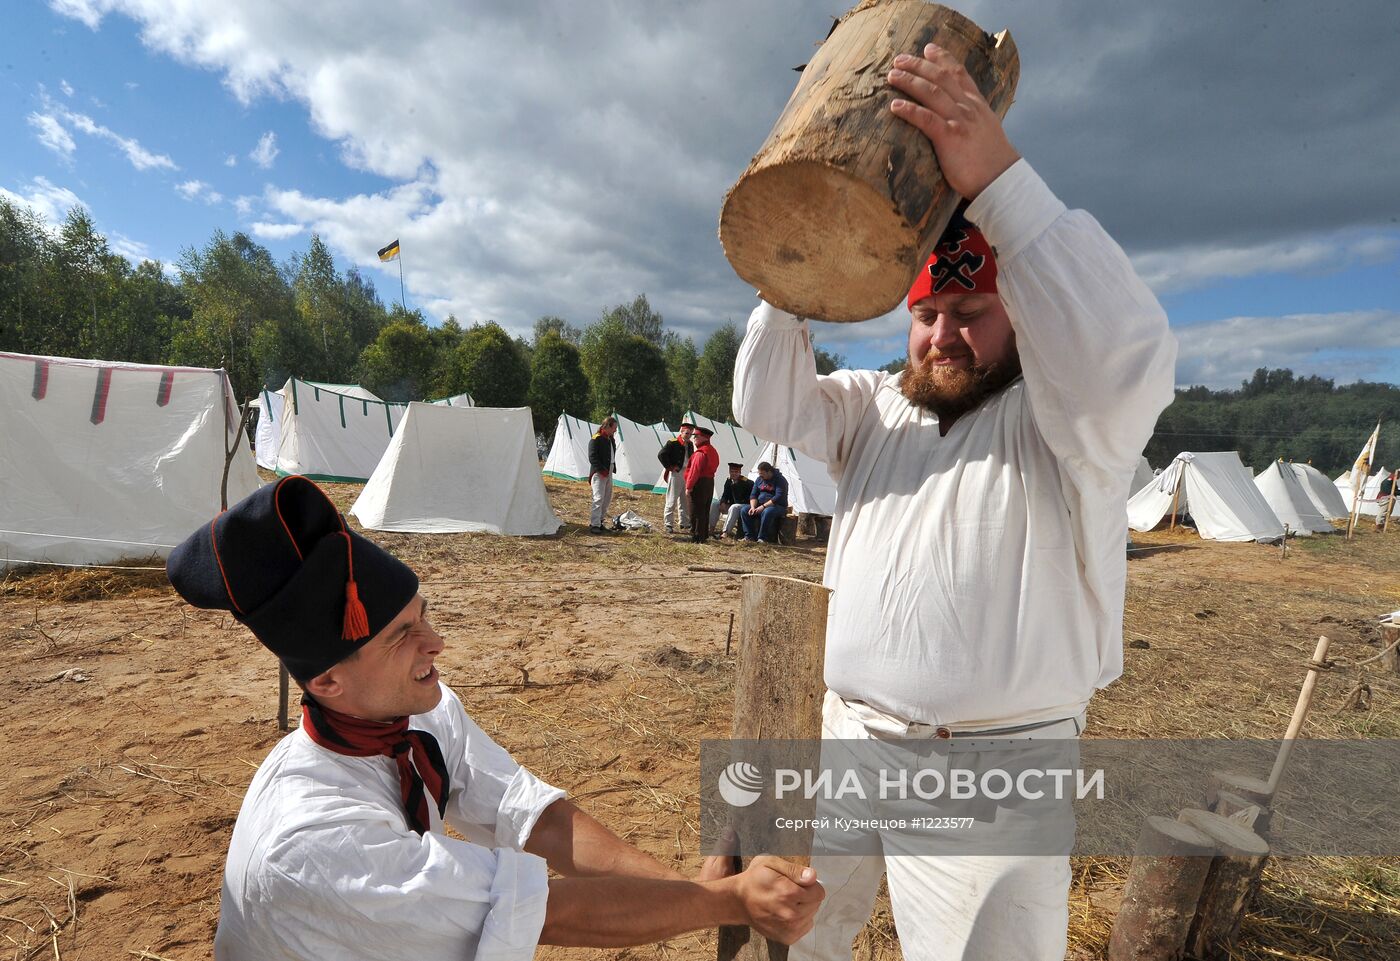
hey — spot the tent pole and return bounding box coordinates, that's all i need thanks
[1168,465,1184,532]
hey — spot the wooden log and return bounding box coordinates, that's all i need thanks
[1380,623,1400,674]
[1107,817,1216,961]
[718,575,831,961]
[1210,791,1269,837]
[779,514,799,546]
[719,0,1018,322]
[1177,810,1270,960]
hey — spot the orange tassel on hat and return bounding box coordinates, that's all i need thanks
[339,531,370,641]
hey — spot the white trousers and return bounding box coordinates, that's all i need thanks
[664,471,690,528]
[713,502,744,536]
[590,473,613,528]
[791,692,1072,961]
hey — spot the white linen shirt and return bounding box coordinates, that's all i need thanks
[214,683,564,961]
[733,160,1176,730]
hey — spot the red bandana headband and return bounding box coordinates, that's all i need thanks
[906,225,999,310]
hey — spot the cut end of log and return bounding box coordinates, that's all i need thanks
[720,161,928,322]
[1177,809,1271,857]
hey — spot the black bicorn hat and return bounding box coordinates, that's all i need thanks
[166,475,419,683]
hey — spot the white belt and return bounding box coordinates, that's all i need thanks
[839,696,1084,741]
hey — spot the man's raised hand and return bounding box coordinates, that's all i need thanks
[888,43,1020,201]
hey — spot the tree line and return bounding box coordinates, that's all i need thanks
[0,198,844,438]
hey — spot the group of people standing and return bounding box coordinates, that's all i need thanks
[585,417,791,543]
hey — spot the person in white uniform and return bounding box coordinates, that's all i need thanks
[731,43,1177,961]
[166,474,823,961]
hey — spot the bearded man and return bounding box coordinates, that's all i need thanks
[731,43,1177,961]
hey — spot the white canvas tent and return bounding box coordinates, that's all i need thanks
[744,441,839,516]
[541,414,598,482]
[273,378,407,482]
[351,403,560,535]
[0,351,260,570]
[1127,451,1284,542]
[1287,463,1350,521]
[431,392,475,407]
[1253,461,1334,535]
[254,386,285,469]
[611,413,671,492]
[684,411,767,475]
[1335,467,1388,517]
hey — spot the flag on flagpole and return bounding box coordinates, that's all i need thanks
[1350,421,1380,496]
[377,239,401,262]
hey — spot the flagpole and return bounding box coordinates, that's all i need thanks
[398,251,406,311]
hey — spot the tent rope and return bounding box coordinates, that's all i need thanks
[0,529,176,548]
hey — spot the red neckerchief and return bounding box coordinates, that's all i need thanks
[301,696,449,835]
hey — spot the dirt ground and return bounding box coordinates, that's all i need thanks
[2,475,1398,961]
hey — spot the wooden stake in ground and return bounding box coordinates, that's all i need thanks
[1177,810,1270,960]
[1107,817,1216,961]
[718,574,830,961]
[718,0,1018,322]
[1210,635,1332,817]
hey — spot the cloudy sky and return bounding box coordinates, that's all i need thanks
[3,0,1398,387]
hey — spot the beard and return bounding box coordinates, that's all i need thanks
[899,348,1022,421]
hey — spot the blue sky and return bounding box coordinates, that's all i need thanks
[3,0,1398,390]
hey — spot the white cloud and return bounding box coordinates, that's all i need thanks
[232,194,255,216]
[1174,310,1400,389]
[1134,232,1400,296]
[28,112,77,159]
[0,176,85,225]
[59,79,75,97]
[39,96,177,171]
[250,220,304,240]
[249,131,278,168]
[109,232,152,263]
[224,153,237,166]
[175,179,224,204]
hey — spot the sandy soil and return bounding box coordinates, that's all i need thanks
[2,476,1398,960]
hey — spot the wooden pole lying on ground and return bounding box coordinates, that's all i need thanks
[1107,817,1216,961]
[1177,810,1270,960]
[718,575,830,961]
[718,0,1019,323]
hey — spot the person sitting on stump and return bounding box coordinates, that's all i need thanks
[743,461,789,544]
[165,475,823,961]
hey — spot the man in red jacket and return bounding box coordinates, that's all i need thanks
[685,426,721,543]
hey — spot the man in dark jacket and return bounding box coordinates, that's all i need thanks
[658,422,694,533]
[712,463,755,539]
[588,417,617,533]
[742,462,789,544]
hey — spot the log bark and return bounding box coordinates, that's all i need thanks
[719,0,1018,322]
[718,575,831,961]
[1177,810,1270,960]
[1380,623,1399,674]
[1107,817,1216,961]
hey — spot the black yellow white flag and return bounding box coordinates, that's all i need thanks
[377,239,401,262]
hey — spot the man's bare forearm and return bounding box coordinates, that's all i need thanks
[525,798,682,880]
[539,876,741,947]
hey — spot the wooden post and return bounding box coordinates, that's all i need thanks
[718,575,830,961]
[1168,466,1184,531]
[1265,635,1330,795]
[1108,817,1216,961]
[1177,810,1270,960]
[1279,524,1289,559]
[719,0,1019,322]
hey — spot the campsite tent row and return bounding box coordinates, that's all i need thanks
[1,351,260,571]
[1126,452,1362,542]
[1334,466,1391,518]
[539,410,840,515]
[254,378,475,481]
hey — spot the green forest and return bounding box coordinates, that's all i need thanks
[2,196,1396,474]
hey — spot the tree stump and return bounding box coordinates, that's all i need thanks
[1177,810,1270,960]
[719,0,1018,322]
[718,575,831,961]
[779,514,799,546]
[1380,623,1399,674]
[1107,817,1216,961]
